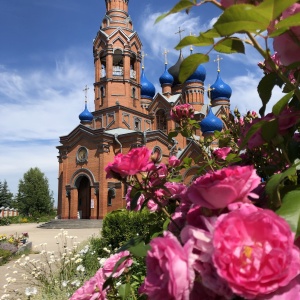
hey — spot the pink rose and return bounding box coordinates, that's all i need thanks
[170,104,195,123]
[105,147,152,179]
[169,155,181,167]
[146,199,159,212]
[212,204,300,299]
[262,274,300,300]
[141,231,195,300]
[125,186,145,211]
[187,165,260,209]
[181,221,233,299]
[273,4,300,66]
[70,268,107,300]
[165,182,187,200]
[258,52,284,74]
[213,147,231,160]
[103,250,132,278]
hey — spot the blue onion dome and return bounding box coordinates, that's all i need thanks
[79,102,93,122]
[200,107,223,133]
[210,71,232,101]
[168,51,184,85]
[159,64,174,86]
[141,67,156,99]
[186,64,206,83]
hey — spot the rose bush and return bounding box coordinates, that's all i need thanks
[72,0,300,299]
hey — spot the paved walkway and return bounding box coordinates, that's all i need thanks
[0,223,102,298]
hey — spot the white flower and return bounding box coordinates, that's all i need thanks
[76,265,85,272]
[98,258,106,266]
[62,280,69,287]
[71,280,81,287]
[25,287,37,296]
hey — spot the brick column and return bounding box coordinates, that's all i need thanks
[70,189,78,219]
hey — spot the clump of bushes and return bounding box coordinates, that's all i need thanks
[0,217,11,226]
[0,248,12,265]
[101,209,165,250]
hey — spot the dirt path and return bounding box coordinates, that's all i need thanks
[0,223,101,299]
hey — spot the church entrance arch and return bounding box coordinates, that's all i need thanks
[75,176,91,219]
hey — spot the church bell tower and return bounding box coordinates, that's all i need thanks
[93,0,143,112]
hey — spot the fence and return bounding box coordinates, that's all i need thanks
[0,207,19,218]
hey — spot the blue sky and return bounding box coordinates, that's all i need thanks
[0,0,281,205]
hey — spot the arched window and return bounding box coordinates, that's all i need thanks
[156,109,167,132]
[132,87,136,99]
[113,49,123,76]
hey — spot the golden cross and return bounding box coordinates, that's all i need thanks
[189,32,195,54]
[214,55,223,72]
[141,50,147,69]
[175,27,185,41]
[206,84,215,104]
[83,85,89,102]
[163,49,169,65]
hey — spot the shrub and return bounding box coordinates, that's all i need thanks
[0,217,11,226]
[0,248,12,265]
[101,209,165,250]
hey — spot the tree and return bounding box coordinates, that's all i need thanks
[16,167,54,216]
[0,180,13,207]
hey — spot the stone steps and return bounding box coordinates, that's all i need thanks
[38,219,103,229]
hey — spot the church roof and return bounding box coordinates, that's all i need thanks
[211,71,232,101]
[200,107,223,134]
[79,102,93,123]
[141,68,156,99]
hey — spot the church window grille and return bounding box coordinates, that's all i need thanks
[156,109,167,132]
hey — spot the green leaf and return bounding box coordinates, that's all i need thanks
[168,131,179,141]
[214,37,245,54]
[178,53,209,83]
[261,118,278,142]
[201,28,221,38]
[256,0,299,23]
[257,73,278,116]
[183,157,192,167]
[118,283,131,300]
[272,91,294,116]
[176,35,214,50]
[277,190,300,237]
[266,166,297,208]
[163,218,170,231]
[129,241,151,257]
[214,4,269,36]
[155,1,194,23]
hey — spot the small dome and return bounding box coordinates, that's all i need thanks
[141,68,156,99]
[200,107,223,134]
[186,64,206,83]
[168,52,184,85]
[159,64,174,86]
[79,102,93,123]
[211,71,232,101]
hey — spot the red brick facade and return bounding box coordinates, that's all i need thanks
[57,0,230,219]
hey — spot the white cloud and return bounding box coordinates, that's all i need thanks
[0,48,94,203]
[139,11,204,64]
[230,71,284,115]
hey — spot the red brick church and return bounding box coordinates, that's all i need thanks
[56,0,232,219]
